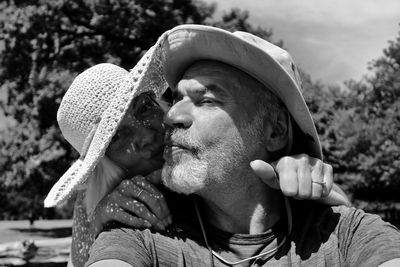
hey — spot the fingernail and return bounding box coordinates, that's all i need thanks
[144,221,152,228]
[167,215,172,224]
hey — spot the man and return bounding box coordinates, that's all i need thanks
[87,25,400,266]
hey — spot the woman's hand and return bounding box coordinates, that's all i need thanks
[89,173,171,237]
[250,154,350,206]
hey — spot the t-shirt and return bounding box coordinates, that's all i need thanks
[86,200,400,267]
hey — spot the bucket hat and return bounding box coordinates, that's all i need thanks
[44,35,168,207]
[161,24,322,159]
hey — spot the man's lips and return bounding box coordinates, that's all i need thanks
[165,141,186,149]
[164,142,194,156]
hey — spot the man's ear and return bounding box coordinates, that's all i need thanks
[265,110,289,153]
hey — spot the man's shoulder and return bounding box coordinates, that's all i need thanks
[291,199,378,221]
[289,201,343,245]
[288,200,400,266]
[101,222,195,242]
[87,223,212,267]
[291,200,398,233]
[99,215,208,253]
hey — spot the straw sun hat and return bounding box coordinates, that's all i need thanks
[162,24,322,159]
[44,35,168,208]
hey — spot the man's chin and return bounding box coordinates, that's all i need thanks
[163,182,194,195]
[161,164,204,195]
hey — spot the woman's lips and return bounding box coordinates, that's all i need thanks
[140,143,164,159]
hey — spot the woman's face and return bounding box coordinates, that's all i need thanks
[106,92,165,177]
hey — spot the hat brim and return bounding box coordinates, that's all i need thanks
[162,24,322,159]
[44,35,169,208]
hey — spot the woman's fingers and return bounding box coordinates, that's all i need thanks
[275,156,299,197]
[117,177,171,227]
[94,188,167,232]
[133,176,171,223]
[111,209,153,229]
[115,194,165,230]
[268,154,334,200]
[310,158,324,199]
[322,163,333,197]
[250,160,280,189]
[297,155,312,199]
[91,201,155,234]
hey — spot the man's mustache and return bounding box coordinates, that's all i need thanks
[164,129,203,156]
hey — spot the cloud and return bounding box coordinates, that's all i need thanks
[206,0,400,84]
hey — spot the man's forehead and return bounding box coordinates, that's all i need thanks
[182,60,236,78]
[174,60,266,99]
[174,61,241,94]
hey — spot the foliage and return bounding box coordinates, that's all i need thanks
[302,26,400,203]
[346,28,400,201]
[0,0,276,219]
[0,0,216,219]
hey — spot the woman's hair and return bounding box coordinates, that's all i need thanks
[84,156,125,216]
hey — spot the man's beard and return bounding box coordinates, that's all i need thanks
[162,129,209,195]
[161,117,264,195]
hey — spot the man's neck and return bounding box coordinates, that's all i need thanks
[197,177,284,234]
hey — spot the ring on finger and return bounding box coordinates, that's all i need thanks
[312,180,326,187]
[137,189,145,198]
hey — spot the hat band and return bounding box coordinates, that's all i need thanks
[80,119,101,159]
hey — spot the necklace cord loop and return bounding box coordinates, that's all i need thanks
[194,195,292,266]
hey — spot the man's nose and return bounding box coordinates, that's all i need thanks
[164,100,192,129]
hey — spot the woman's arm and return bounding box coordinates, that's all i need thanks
[69,175,171,267]
[251,154,350,206]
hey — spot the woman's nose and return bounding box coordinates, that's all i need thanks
[149,109,165,134]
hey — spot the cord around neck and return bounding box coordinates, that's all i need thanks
[194,195,292,266]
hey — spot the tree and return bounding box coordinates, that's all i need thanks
[0,0,216,219]
[0,1,277,219]
[302,25,400,206]
[347,26,400,202]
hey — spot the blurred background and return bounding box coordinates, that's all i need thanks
[0,0,399,263]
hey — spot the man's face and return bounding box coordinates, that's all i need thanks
[162,61,266,195]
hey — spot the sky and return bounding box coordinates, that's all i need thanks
[205,0,400,85]
[1,1,399,129]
